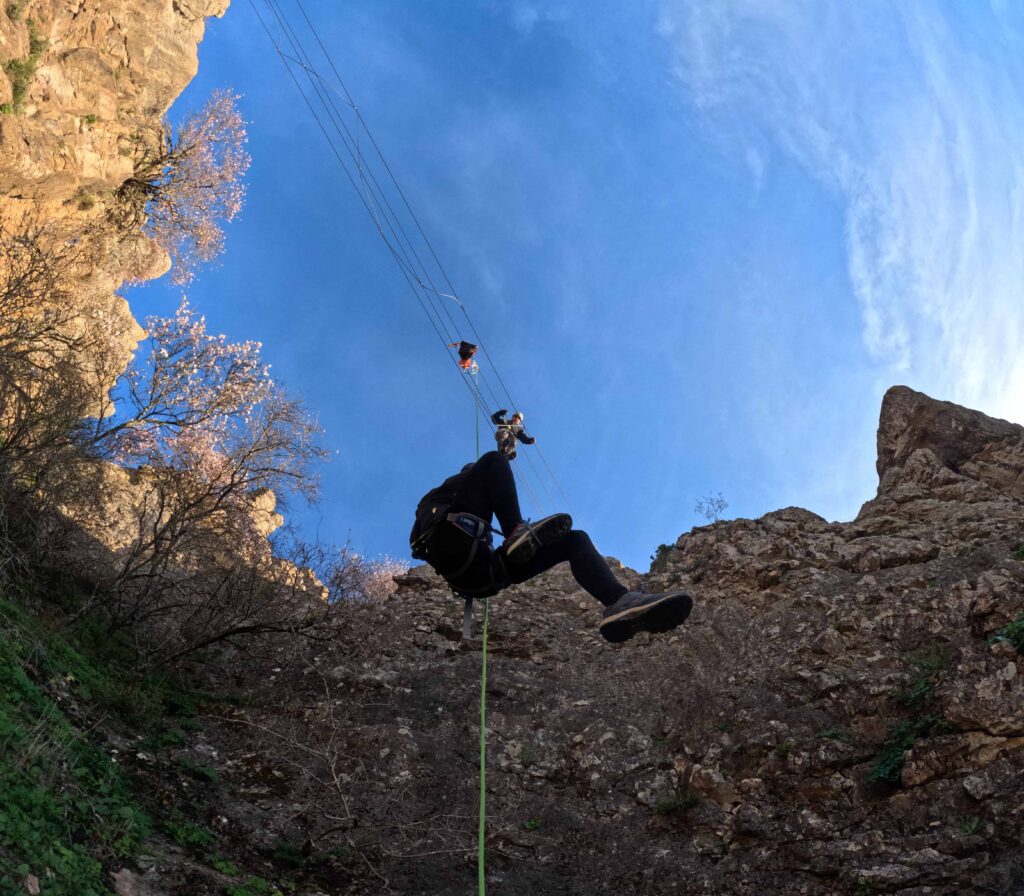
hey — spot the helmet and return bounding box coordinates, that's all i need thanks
[511,410,524,421]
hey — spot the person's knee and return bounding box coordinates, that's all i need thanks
[564,529,593,553]
[475,450,507,470]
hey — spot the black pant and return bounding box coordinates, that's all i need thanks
[437,451,627,606]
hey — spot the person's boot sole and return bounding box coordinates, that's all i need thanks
[503,513,572,566]
[599,592,694,643]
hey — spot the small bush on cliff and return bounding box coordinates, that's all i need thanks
[990,614,1024,653]
[867,649,952,785]
[116,89,250,284]
[2,19,47,112]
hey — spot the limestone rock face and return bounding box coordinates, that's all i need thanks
[210,386,1024,896]
[0,0,228,200]
[0,0,227,414]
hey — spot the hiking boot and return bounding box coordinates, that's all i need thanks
[599,590,694,643]
[501,513,572,566]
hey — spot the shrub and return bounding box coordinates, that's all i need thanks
[867,715,951,784]
[695,491,728,522]
[2,19,47,111]
[990,614,1024,653]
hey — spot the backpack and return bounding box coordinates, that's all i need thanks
[409,467,507,598]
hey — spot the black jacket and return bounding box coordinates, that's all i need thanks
[490,409,535,445]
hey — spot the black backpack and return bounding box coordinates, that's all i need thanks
[409,467,471,560]
[409,466,507,598]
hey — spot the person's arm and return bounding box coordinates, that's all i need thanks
[491,409,508,426]
[516,428,536,445]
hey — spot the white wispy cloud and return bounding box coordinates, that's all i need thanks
[658,1,1024,422]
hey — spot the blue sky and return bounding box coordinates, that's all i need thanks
[127,1,1024,571]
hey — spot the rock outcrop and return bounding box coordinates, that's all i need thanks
[0,0,228,201]
[191,386,1023,896]
[1,0,230,411]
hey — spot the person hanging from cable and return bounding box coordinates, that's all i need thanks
[450,340,478,371]
[491,408,534,460]
[409,450,694,643]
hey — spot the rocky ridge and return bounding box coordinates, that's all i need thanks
[150,385,1022,896]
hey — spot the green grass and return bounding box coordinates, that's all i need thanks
[164,817,216,851]
[174,756,220,784]
[653,791,697,815]
[867,715,951,784]
[269,840,306,869]
[817,727,855,744]
[961,816,983,835]
[1012,545,1024,561]
[990,614,1024,653]
[226,878,285,896]
[0,596,151,896]
[2,19,47,112]
[774,741,793,759]
[522,818,542,832]
[210,855,241,875]
[867,648,953,786]
[897,648,950,710]
[5,0,25,19]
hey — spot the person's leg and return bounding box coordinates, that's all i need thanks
[450,451,522,535]
[508,529,628,606]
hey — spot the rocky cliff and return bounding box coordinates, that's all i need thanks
[4,7,1023,893]
[1,0,230,394]
[135,385,1017,896]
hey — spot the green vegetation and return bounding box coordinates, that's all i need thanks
[164,817,217,850]
[0,594,151,896]
[774,741,793,759]
[960,816,983,835]
[522,818,542,831]
[897,648,950,709]
[853,880,875,896]
[84,113,98,124]
[867,648,952,785]
[2,19,48,112]
[990,614,1024,653]
[1012,544,1024,561]
[210,855,242,876]
[649,543,674,568]
[226,878,285,896]
[868,715,952,785]
[653,791,697,815]
[817,727,855,744]
[269,840,306,869]
[5,0,25,20]
[174,756,220,783]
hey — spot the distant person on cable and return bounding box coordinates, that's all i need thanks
[491,408,534,460]
[409,450,693,643]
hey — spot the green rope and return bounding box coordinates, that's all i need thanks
[477,598,489,894]
[474,372,480,460]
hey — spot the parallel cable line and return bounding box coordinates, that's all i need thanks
[252,0,558,517]
[284,0,569,514]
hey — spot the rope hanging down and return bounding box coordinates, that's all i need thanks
[249,0,571,518]
[248,5,576,890]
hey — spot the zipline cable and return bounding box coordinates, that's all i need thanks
[279,0,570,516]
[250,0,553,517]
[259,1,552,516]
